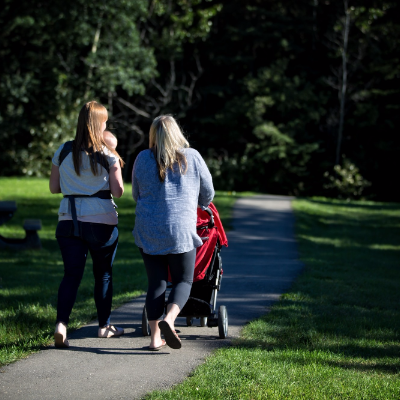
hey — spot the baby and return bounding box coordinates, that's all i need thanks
[103,130,118,150]
[103,130,125,169]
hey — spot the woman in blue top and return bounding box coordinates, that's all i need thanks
[132,115,214,350]
[50,101,125,348]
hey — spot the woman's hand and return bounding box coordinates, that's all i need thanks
[49,164,61,193]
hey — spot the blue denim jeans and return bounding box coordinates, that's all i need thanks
[55,220,118,327]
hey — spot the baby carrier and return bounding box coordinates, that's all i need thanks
[58,141,113,236]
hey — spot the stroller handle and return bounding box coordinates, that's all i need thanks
[204,207,215,228]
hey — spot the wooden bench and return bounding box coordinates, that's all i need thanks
[0,201,42,250]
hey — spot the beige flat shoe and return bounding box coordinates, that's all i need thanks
[54,322,70,348]
[98,325,124,338]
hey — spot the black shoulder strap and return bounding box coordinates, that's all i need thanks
[93,152,110,174]
[58,141,109,173]
[58,141,74,166]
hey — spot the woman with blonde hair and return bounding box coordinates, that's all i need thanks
[49,101,125,347]
[132,115,214,350]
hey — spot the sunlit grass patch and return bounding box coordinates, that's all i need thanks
[145,196,400,399]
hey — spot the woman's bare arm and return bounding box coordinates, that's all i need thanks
[109,161,124,198]
[49,164,61,194]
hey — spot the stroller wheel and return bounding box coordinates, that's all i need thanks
[200,317,208,327]
[186,317,193,327]
[218,305,228,339]
[142,305,150,336]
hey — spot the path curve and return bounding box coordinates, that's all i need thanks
[0,195,303,399]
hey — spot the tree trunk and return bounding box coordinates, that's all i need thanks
[336,0,350,166]
[312,0,318,51]
[84,16,103,100]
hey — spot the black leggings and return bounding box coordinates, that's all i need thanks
[140,248,196,321]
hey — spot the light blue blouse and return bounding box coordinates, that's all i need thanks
[132,148,214,255]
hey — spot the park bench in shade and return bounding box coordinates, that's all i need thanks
[0,201,42,250]
[0,200,17,225]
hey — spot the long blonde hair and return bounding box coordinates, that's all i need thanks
[73,101,124,175]
[149,115,189,182]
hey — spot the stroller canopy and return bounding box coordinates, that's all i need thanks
[194,202,228,282]
[168,202,228,283]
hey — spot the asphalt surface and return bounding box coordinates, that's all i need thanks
[0,194,304,399]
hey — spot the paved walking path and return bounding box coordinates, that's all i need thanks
[0,195,303,399]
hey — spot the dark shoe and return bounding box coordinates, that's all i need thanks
[158,321,182,349]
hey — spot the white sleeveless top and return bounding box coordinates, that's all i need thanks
[52,142,118,225]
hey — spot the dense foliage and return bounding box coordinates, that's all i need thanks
[0,0,398,200]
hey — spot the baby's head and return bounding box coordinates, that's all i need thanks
[103,130,118,150]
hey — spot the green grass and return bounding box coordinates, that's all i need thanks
[145,197,400,399]
[0,177,238,367]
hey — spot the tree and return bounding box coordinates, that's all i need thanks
[1,0,399,201]
[106,0,222,178]
[0,0,155,175]
[0,0,220,177]
[182,0,325,194]
[321,0,400,199]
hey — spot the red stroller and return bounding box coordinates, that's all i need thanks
[142,202,229,338]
